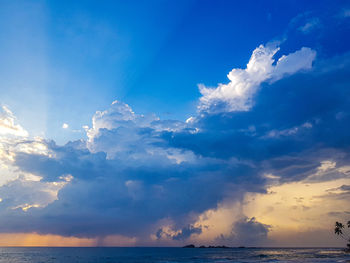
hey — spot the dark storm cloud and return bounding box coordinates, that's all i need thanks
[164,52,350,183]
[216,217,270,246]
[1,17,350,243]
[156,225,203,241]
[3,135,266,238]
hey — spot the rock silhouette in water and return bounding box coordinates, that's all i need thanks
[182,244,195,248]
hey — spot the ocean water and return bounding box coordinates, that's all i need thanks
[0,247,349,263]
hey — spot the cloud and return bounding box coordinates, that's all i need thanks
[0,99,270,241]
[339,9,350,18]
[0,106,52,185]
[172,225,202,241]
[0,38,349,247]
[155,225,202,241]
[242,174,350,247]
[86,100,189,162]
[337,185,350,191]
[298,18,320,34]
[198,43,316,113]
[0,106,28,137]
[0,175,67,211]
[216,217,270,246]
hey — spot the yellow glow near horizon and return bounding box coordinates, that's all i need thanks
[185,175,350,247]
[0,233,95,247]
[242,177,350,246]
[191,201,242,244]
[0,233,137,247]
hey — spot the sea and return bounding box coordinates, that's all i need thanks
[0,247,349,263]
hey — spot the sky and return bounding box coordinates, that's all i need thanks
[0,0,350,247]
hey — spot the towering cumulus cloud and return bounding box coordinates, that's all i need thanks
[0,40,350,246]
[198,43,316,113]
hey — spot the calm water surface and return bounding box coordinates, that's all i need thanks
[0,247,349,263]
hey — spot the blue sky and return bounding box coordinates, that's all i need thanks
[2,0,347,144]
[0,0,350,246]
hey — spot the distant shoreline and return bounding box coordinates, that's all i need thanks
[182,244,233,249]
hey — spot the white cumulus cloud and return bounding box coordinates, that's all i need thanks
[0,106,28,137]
[198,43,316,113]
